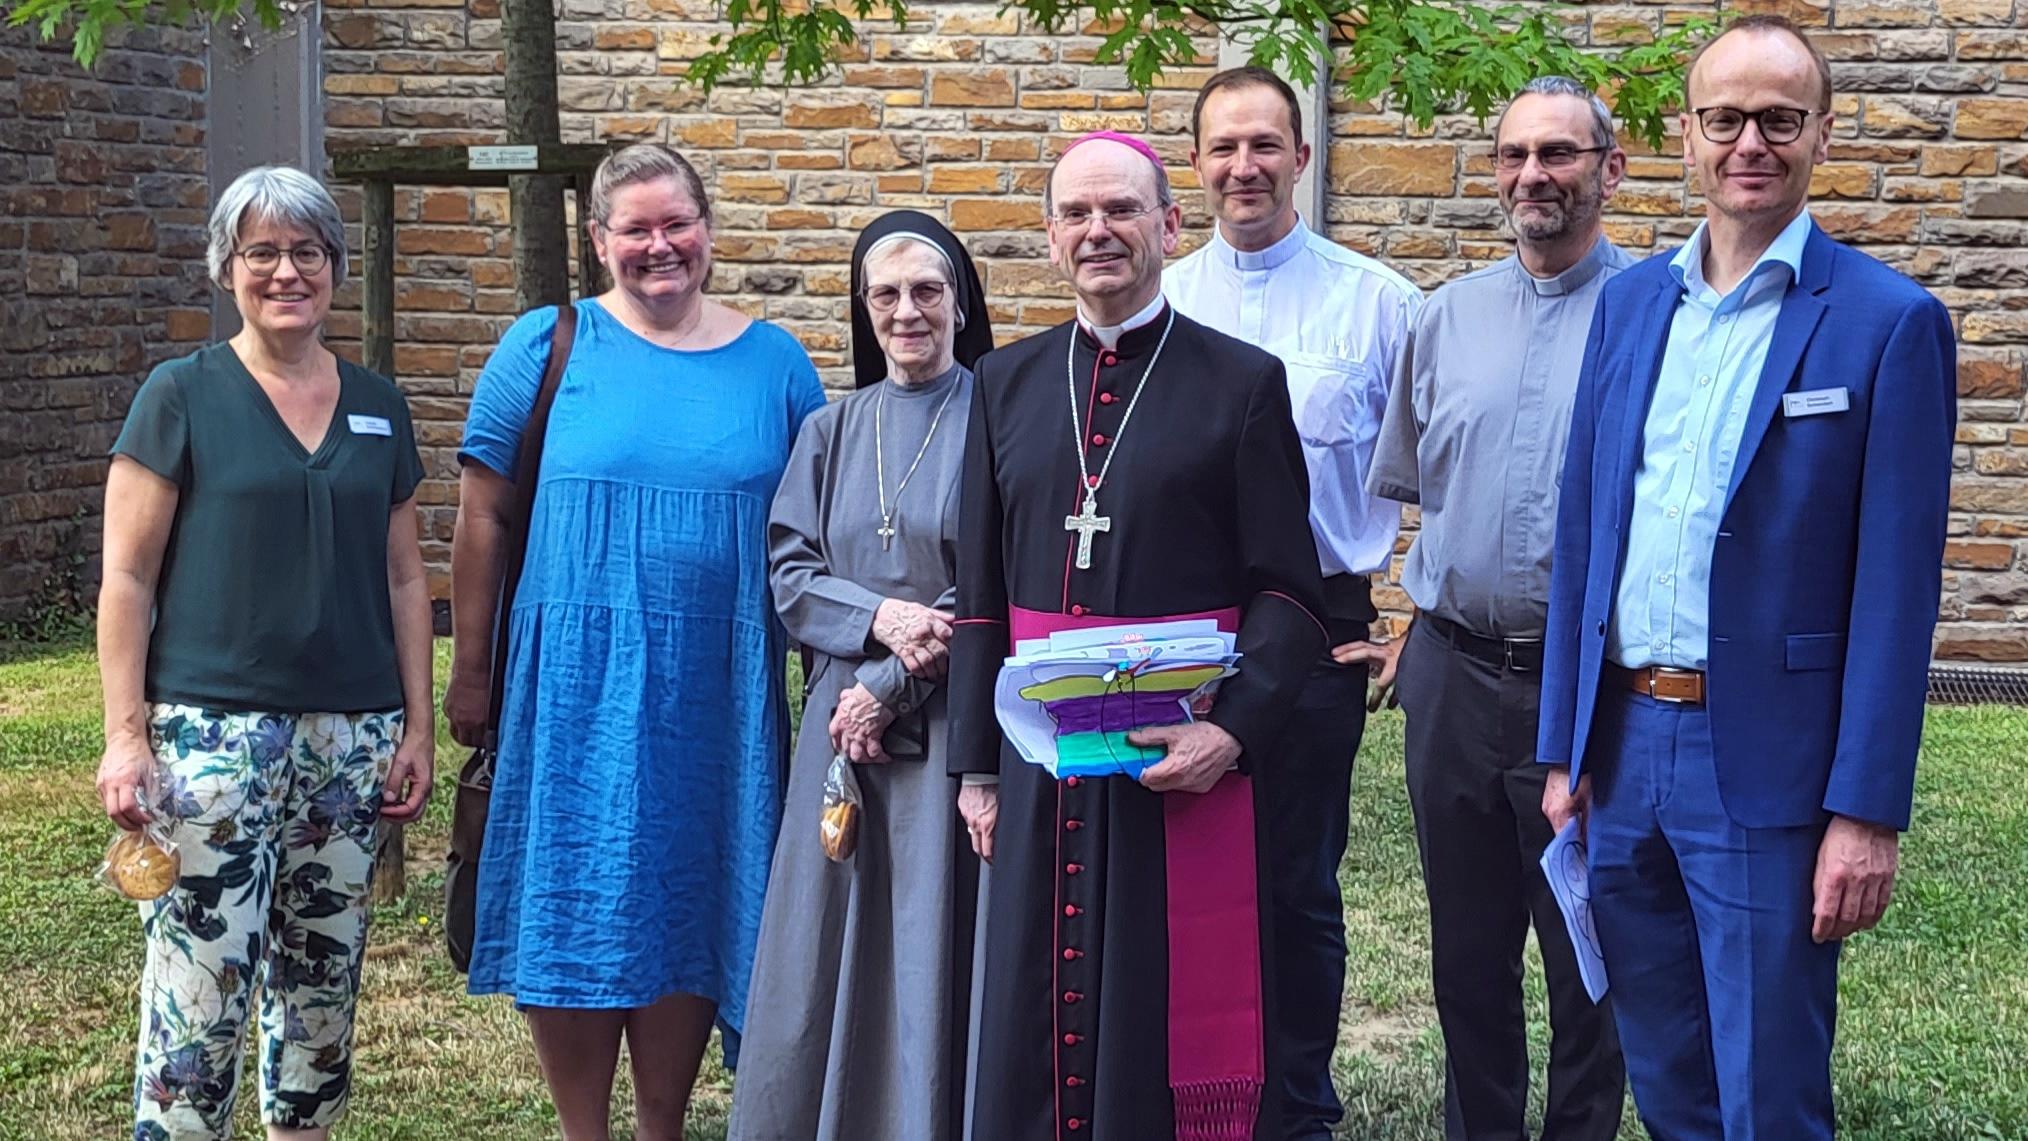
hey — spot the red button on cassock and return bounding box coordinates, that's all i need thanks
[1099,392,1117,404]
[1065,1076,1086,1088]
[1064,904,1082,917]
[1063,1033,1082,1046]
[1065,863,1084,875]
[1065,818,1083,831]
[1063,990,1083,1004]
[1091,433,1108,446]
[1063,947,1083,961]
[1070,604,1087,616]
[1065,776,1082,788]
[1100,351,1118,366]
[1068,1118,1084,1131]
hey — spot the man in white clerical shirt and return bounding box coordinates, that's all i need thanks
[1164,65,1423,1141]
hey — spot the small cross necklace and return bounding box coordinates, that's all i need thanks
[875,375,959,550]
[1064,309,1175,570]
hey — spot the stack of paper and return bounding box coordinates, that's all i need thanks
[994,620,1242,780]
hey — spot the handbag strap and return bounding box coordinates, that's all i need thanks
[483,303,577,750]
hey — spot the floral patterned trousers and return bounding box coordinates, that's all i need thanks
[131,704,400,1141]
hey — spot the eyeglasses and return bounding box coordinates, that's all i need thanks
[604,218,705,246]
[1692,106,1816,145]
[863,280,949,313]
[1049,204,1160,229]
[234,244,330,277]
[1494,144,1611,171]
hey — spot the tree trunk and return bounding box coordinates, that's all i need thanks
[504,0,571,310]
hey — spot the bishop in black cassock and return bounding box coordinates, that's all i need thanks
[948,132,1327,1141]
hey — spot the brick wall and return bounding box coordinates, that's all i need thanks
[318,0,2028,663]
[0,24,213,624]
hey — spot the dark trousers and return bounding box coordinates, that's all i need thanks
[1267,635,1369,1139]
[1396,619,1625,1141]
[1588,691,1839,1140]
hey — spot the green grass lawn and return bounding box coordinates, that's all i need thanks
[1,635,2023,1139]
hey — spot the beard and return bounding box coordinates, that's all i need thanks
[1507,174,1604,242]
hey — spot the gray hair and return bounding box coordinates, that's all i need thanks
[1496,76,1617,150]
[1041,145,1175,218]
[589,142,711,226]
[861,232,955,282]
[207,165,348,290]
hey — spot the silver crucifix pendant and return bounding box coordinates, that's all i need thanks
[877,521,896,550]
[1064,494,1111,570]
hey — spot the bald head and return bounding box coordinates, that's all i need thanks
[1043,136,1173,218]
[1687,16,1832,113]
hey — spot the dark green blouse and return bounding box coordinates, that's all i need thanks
[111,343,425,714]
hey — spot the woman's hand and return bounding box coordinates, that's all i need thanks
[872,599,955,680]
[96,733,157,832]
[380,731,435,823]
[828,684,897,763]
[443,666,491,748]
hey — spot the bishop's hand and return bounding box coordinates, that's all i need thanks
[1130,722,1242,795]
[872,598,955,679]
[959,783,999,863]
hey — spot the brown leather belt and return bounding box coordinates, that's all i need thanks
[1608,663,1707,705]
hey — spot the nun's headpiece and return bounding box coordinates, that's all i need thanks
[848,210,995,389]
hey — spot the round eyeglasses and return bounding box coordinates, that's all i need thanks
[863,281,950,313]
[1692,106,1816,145]
[234,244,331,277]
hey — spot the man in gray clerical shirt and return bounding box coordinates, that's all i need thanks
[1366,77,1633,1141]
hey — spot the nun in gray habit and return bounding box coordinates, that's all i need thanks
[730,211,993,1141]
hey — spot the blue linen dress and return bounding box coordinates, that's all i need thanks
[460,299,826,1038]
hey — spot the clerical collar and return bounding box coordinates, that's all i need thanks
[885,360,963,399]
[1208,217,1308,273]
[1077,291,1168,350]
[1518,234,1614,298]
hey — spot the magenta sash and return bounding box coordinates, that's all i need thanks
[1010,605,1265,1141]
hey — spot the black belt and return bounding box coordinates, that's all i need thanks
[1421,614,1544,673]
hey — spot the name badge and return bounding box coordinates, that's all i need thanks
[1781,388,1849,418]
[347,414,393,437]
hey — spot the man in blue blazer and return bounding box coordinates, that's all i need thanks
[1536,15,1957,1139]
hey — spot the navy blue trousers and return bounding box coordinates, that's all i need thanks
[1586,690,1841,1140]
[1266,652,1368,1139]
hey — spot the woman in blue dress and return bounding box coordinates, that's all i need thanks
[446,142,826,1140]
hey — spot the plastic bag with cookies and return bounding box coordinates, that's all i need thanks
[819,753,863,863]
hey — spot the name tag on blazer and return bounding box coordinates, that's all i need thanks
[348,414,393,436]
[1782,388,1850,418]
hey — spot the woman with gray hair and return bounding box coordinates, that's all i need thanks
[446,141,824,1138]
[95,163,433,1140]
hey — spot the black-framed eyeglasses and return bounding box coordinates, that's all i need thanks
[1049,204,1160,229]
[863,280,949,313]
[234,244,331,277]
[1494,144,1611,171]
[1692,106,1816,145]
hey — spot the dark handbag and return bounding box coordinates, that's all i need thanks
[445,304,576,973]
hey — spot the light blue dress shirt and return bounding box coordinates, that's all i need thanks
[1610,209,1815,671]
[1166,220,1422,576]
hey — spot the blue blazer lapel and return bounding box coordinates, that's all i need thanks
[1723,227,1835,515]
[1612,276,1681,517]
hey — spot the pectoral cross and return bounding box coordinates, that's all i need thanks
[1064,494,1111,570]
[876,519,896,550]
